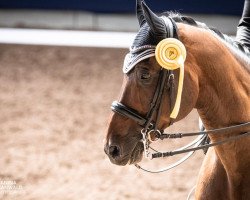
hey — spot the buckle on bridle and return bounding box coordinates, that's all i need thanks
[140,124,163,160]
[148,129,162,142]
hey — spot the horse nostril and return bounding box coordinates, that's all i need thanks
[109,145,121,158]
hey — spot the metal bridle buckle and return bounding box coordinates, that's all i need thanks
[140,126,162,160]
[148,129,162,142]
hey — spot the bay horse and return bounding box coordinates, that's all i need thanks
[104,0,250,199]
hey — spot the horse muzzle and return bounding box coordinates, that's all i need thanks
[104,139,144,166]
[104,142,130,166]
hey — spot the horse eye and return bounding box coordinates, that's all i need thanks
[140,71,151,80]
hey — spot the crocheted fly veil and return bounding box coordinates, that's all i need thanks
[123,0,178,73]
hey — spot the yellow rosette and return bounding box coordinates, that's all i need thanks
[155,38,186,119]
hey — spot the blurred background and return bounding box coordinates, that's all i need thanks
[0,1,245,200]
[0,0,244,33]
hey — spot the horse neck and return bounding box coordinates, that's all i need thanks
[196,48,250,129]
[179,24,250,129]
[179,23,250,180]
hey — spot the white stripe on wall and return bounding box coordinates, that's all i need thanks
[0,28,136,48]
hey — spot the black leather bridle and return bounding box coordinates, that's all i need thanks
[111,68,173,132]
[111,16,179,133]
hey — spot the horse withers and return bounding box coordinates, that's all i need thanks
[104,1,250,199]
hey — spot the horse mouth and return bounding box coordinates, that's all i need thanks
[105,132,144,166]
[128,142,144,165]
[108,141,144,166]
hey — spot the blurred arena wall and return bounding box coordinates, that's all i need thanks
[0,0,245,34]
[0,0,244,15]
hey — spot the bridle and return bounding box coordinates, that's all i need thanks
[111,66,176,143]
[112,68,172,129]
[110,18,250,173]
[112,17,179,133]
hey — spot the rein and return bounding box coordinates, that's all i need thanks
[142,122,250,159]
[112,97,250,173]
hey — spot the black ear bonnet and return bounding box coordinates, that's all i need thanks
[123,0,178,73]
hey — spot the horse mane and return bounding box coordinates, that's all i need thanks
[164,12,250,72]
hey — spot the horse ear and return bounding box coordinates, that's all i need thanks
[141,1,166,39]
[136,0,146,27]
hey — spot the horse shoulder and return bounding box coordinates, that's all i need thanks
[195,148,229,200]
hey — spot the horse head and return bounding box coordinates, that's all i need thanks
[103,0,250,198]
[104,0,199,165]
